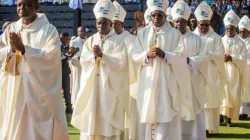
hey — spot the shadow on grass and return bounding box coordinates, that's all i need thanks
[209,133,250,139]
[69,132,80,135]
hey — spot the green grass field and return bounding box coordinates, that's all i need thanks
[67,114,250,140]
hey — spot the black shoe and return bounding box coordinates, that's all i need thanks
[206,130,211,138]
[243,114,248,120]
[65,107,73,114]
[226,121,232,127]
[239,114,243,120]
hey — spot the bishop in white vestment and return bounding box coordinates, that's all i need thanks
[193,1,226,133]
[172,1,207,139]
[238,15,250,118]
[71,0,129,139]
[0,3,69,139]
[112,2,139,140]
[221,10,248,126]
[130,0,193,139]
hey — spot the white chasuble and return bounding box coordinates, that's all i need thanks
[0,13,69,140]
[71,29,129,138]
[130,22,192,124]
[193,27,226,109]
[117,30,139,140]
[240,37,250,103]
[180,30,207,140]
[181,30,207,120]
[239,37,250,115]
[221,35,248,120]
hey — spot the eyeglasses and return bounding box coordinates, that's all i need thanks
[199,23,210,27]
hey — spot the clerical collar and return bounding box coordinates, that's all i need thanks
[22,14,38,29]
[99,29,115,41]
[226,35,237,44]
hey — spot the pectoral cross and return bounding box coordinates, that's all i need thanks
[150,33,159,67]
[227,44,231,55]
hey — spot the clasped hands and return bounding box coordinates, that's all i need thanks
[9,32,25,54]
[147,47,165,59]
[147,47,190,64]
[224,54,232,62]
[93,45,102,58]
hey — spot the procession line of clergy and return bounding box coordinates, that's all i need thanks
[1,0,249,139]
[71,0,250,139]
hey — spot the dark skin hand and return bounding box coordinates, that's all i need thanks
[93,45,102,58]
[224,54,232,62]
[147,47,165,59]
[187,57,190,64]
[9,32,25,54]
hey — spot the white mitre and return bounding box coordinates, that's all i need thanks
[223,9,240,28]
[147,0,169,13]
[171,0,191,21]
[238,15,250,31]
[166,7,173,22]
[194,1,212,21]
[144,8,151,25]
[113,1,127,22]
[93,0,116,21]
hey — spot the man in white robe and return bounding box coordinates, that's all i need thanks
[238,15,250,120]
[130,0,193,139]
[112,2,138,140]
[193,1,226,133]
[172,0,207,139]
[71,0,129,139]
[69,26,86,105]
[221,10,248,127]
[0,0,69,139]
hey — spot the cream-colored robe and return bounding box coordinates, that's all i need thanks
[118,31,140,140]
[193,27,226,132]
[193,27,226,109]
[240,37,250,115]
[181,30,207,120]
[180,30,207,140]
[0,13,69,140]
[240,37,250,103]
[69,36,85,105]
[130,22,192,140]
[71,29,129,139]
[221,35,248,120]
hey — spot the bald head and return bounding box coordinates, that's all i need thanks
[77,26,86,39]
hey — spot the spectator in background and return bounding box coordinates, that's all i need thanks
[134,4,144,29]
[233,1,241,16]
[190,1,197,13]
[217,0,226,17]
[241,0,250,16]
[211,4,221,34]
[188,14,197,31]
[226,0,233,11]
[60,32,73,113]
